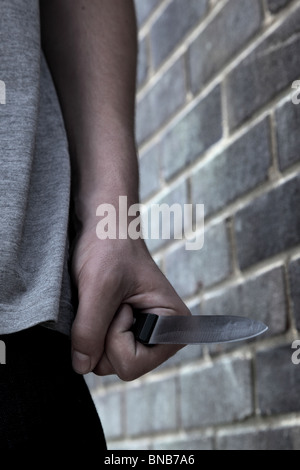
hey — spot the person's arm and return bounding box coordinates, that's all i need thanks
[40,0,191,380]
[40,0,138,221]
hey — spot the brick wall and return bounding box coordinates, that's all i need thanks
[86,0,300,450]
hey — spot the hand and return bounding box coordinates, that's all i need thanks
[70,224,191,380]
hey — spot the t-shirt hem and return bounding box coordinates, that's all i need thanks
[0,306,74,337]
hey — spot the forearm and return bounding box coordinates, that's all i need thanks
[40,0,139,224]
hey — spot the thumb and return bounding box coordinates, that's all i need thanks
[71,274,122,374]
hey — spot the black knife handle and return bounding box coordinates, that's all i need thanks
[131,312,158,345]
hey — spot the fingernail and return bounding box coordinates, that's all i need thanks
[72,350,91,375]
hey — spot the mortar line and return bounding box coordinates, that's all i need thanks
[137,0,228,96]
[187,245,300,303]
[137,0,173,39]
[138,87,293,200]
[137,0,300,103]
[145,162,300,262]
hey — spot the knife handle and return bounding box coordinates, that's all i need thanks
[131,312,158,345]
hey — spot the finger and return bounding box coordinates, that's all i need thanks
[71,272,122,375]
[94,304,183,380]
[93,303,134,376]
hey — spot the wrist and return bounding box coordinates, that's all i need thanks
[74,189,140,227]
[70,133,139,227]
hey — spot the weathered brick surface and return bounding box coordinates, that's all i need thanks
[267,0,293,13]
[109,440,152,451]
[226,6,300,130]
[150,0,209,69]
[235,174,300,270]
[134,0,161,26]
[202,266,287,336]
[139,142,161,201]
[191,117,272,217]
[125,378,178,436]
[217,425,300,450]
[136,57,186,145]
[188,0,263,93]
[159,343,203,369]
[256,345,300,416]
[137,37,149,89]
[275,99,300,171]
[165,221,231,298]
[180,357,253,427]
[153,435,213,450]
[289,257,300,330]
[93,391,123,440]
[162,85,222,180]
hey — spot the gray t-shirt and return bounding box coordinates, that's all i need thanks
[0,0,74,335]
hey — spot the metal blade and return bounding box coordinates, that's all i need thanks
[132,313,268,345]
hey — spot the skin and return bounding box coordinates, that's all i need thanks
[40,0,191,381]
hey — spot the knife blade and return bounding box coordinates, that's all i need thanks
[131,312,268,345]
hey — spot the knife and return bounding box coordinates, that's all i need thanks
[131,312,268,345]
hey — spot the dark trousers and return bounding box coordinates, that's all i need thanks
[0,325,106,452]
